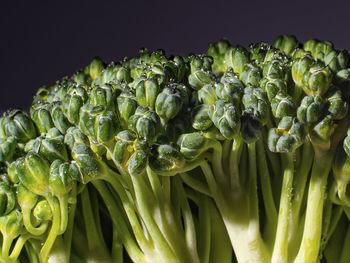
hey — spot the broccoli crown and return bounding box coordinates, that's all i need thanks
[1,36,350,263]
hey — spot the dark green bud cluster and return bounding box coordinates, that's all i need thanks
[1,35,350,263]
[249,42,271,65]
[273,35,299,57]
[268,116,304,152]
[0,110,37,143]
[188,55,216,90]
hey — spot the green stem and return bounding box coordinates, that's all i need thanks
[272,152,294,263]
[70,208,88,259]
[290,141,314,227]
[262,128,281,185]
[180,172,211,197]
[90,186,106,246]
[294,151,333,263]
[197,195,211,263]
[111,227,123,263]
[256,138,277,247]
[179,156,208,173]
[323,213,348,263]
[289,140,314,260]
[63,184,77,263]
[200,162,222,203]
[146,167,163,202]
[81,186,110,259]
[222,140,232,175]
[211,141,226,186]
[131,173,185,263]
[103,174,151,250]
[70,253,85,263]
[47,236,68,262]
[2,235,12,260]
[9,235,29,261]
[340,223,350,263]
[221,213,270,263]
[345,207,350,220]
[208,200,233,263]
[338,182,350,206]
[200,160,269,263]
[24,241,40,263]
[92,180,147,263]
[173,177,200,263]
[40,195,61,263]
[247,142,259,235]
[239,143,248,186]
[324,205,343,246]
[319,193,333,257]
[57,196,68,235]
[162,176,171,204]
[291,140,314,217]
[229,137,242,191]
[329,180,343,205]
[22,207,49,236]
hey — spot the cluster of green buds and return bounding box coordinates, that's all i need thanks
[1,35,350,263]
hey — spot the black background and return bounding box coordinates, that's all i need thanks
[1,0,350,113]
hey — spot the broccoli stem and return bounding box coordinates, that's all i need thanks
[337,182,350,206]
[208,199,233,263]
[340,223,350,263]
[173,177,200,263]
[211,141,226,186]
[294,150,333,263]
[229,137,242,192]
[104,178,151,253]
[263,124,281,182]
[40,196,61,263]
[288,140,314,259]
[57,197,68,235]
[247,142,260,238]
[323,205,343,248]
[46,236,67,263]
[7,235,29,262]
[131,172,196,263]
[324,213,348,263]
[1,235,14,260]
[196,195,211,263]
[290,140,313,221]
[24,241,40,263]
[22,207,49,236]
[69,253,85,263]
[345,207,350,219]
[92,180,147,263]
[223,140,232,175]
[200,158,270,263]
[63,183,76,262]
[111,227,123,263]
[256,138,277,247]
[146,167,164,202]
[161,176,171,203]
[319,193,338,259]
[221,212,270,263]
[271,152,294,263]
[80,186,110,261]
[180,172,211,197]
[114,168,197,263]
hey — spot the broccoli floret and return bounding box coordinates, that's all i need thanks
[1,35,350,263]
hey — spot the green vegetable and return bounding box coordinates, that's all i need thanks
[1,35,350,263]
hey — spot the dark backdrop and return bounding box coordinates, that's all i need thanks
[1,0,350,113]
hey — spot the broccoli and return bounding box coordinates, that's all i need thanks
[0,36,350,263]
